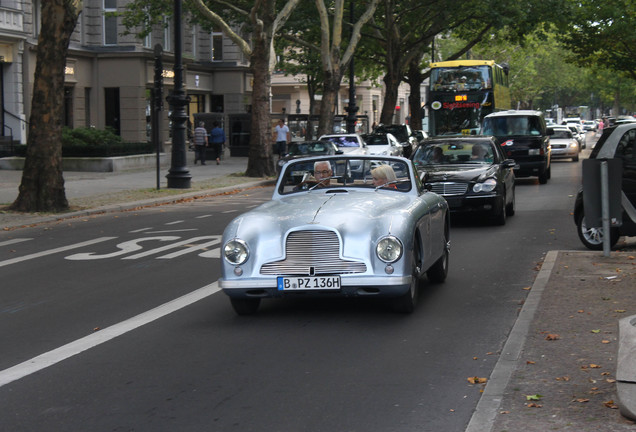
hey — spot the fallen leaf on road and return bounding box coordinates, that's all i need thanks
[526,394,543,401]
[499,410,510,414]
[602,340,611,344]
[591,329,601,333]
[527,360,536,365]
[527,403,543,408]
[576,398,590,403]
[467,377,487,384]
[615,310,626,313]
[556,376,571,381]
[604,400,619,409]
[590,364,602,368]
[545,334,560,340]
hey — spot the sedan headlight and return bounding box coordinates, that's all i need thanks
[473,178,497,193]
[376,236,403,263]
[224,239,249,265]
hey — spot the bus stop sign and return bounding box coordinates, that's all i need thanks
[582,158,623,228]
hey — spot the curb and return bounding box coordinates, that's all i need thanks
[465,250,559,432]
[2,179,275,230]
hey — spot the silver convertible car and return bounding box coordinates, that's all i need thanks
[219,155,450,315]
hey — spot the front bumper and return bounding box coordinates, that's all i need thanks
[444,193,502,214]
[220,274,411,298]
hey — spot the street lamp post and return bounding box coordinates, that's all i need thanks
[166,0,191,189]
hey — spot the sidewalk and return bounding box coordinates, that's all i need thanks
[0,156,274,230]
[1,155,636,431]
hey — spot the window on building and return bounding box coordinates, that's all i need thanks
[191,24,197,58]
[103,0,118,45]
[210,95,224,113]
[104,87,120,135]
[211,29,223,61]
[64,87,74,128]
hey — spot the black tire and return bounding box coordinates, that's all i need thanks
[575,210,620,251]
[505,187,515,217]
[392,238,422,313]
[538,169,549,184]
[230,298,261,315]
[492,196,506,226]
[573,154,579,162]
[426,233,449,284]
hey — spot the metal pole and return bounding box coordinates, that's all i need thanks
[166,0,192,189]
[153,44,163,190]
[600,160,610,257]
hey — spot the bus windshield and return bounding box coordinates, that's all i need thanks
[430,66,492,92]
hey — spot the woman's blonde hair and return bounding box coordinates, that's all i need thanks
[371,165,397,182]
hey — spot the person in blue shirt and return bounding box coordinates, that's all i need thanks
[209,121,226,165]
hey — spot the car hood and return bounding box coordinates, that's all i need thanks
[225,191,414,242]
[420,164,496,182]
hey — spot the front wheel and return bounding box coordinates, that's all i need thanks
[426,235,449,284]
[392,238,421,313]
[575,210,620,250]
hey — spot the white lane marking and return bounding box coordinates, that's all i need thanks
[0,237,117,268]
[123,236,219,260]
[195,214,213,219]
[0,282,221,388]
[130,228,152,233]
[165,220,184,225]
[144,229,198,234]
[0,238,33,247]
[222,210,238,213]
[157,237,221,259]
[199,248,220,258]
[65,237,180,260]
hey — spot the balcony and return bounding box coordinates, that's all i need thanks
[0,6,23,33]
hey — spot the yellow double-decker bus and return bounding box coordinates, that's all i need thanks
[427,60,510,136]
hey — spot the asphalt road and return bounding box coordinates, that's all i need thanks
[0,143,591,431]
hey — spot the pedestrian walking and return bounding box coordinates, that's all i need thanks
[273,119,290,160]
[209,121,225,165]
[193,121,208,165]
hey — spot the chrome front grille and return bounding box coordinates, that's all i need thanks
[260,230,367,276]
[430,182,468,196]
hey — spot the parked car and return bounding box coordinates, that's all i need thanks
[276,140,342,172]
[480,110,552,184]
[318,133,369,156]
[573,123,636,250]
[361,132,403,156]
[219,155,450,315]
[374,124,418,158]
[549,127,580,162]
[411,136,516,225]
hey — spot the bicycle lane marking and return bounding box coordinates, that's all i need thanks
[0,237,117,268]
[0,282,221,388]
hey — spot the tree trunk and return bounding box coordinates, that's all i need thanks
[245,38,276,177]
[380,71,402,125]
[317,70,343,136]
[10,0,81,212]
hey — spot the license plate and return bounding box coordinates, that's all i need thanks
[277,276,341,291]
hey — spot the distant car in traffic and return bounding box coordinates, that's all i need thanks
[573,123,636,249]
[220,155,450,315]
[361,132,403,156]
[549,127,580,162]
[318,133,369,156]
[411,136,516,225]
[565,124,586,149]
[582,120,597,131]
[481,110,552,184]
[276,140,342,172]
[374,124,418,158]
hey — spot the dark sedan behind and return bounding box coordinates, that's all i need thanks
[411,136,516,225]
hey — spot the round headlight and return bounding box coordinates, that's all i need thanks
[473,178,497,193]
[376,236,403,263]
[224,239,249,265]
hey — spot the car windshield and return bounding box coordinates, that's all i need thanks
[413,142,494,166]
[481,116,542,136]
[377,125,408,142]
[278,157,413,195]
[287,142,331,156]
[552,130,572,139]
[364,135,390,145]
[321,136,360,148]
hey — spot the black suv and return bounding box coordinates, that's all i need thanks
[481,110,552,184]
[375,124,418,158]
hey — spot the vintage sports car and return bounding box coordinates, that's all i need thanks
[219,155,450,315]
